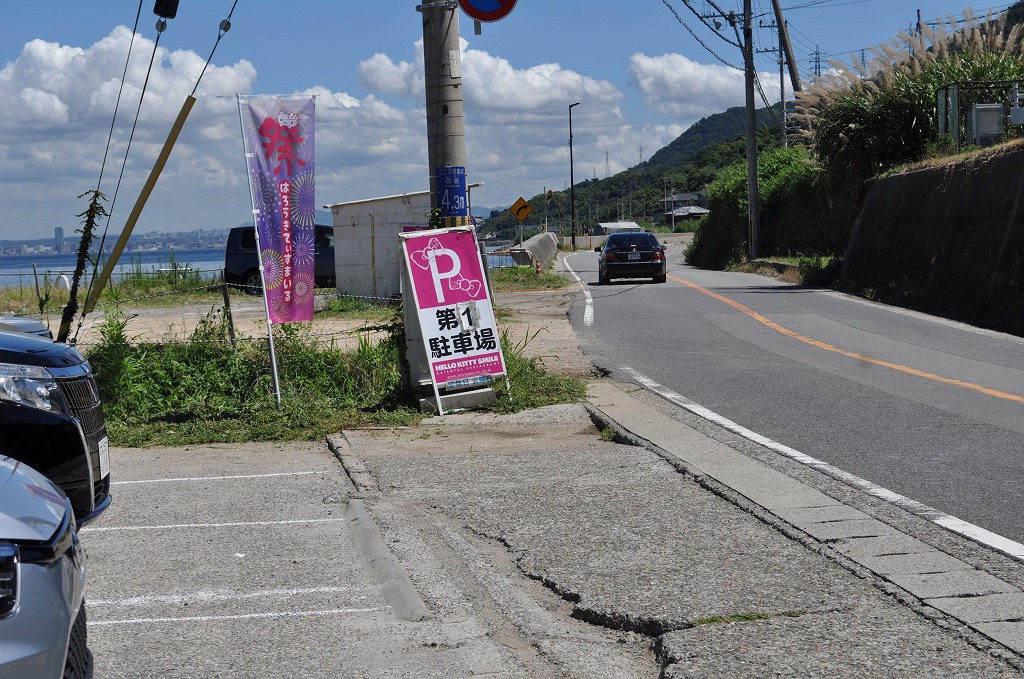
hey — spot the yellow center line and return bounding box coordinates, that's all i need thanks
[669,273,1024,406]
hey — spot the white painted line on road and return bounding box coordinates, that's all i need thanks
[89,607,384,626]
[113,471,323,485]
[82,518,347,533]
[91,586,364,607]
[621,365,1024,561]
[563,254,594,326]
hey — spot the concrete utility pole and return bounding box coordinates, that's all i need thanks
[419,0,470,226]
[743,0,761,259]
[771,0,802,94]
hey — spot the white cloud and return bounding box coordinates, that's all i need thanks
[0,27,715,240]
[630,52,748,120]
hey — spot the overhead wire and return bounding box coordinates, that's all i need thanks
[661,0,742,70]
[679,0,742,48]
[191,0,239,97]
[83,1,167,316]
[76,0,240,339]
[93,1,144,196]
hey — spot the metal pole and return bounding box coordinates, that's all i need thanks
[569,102,580,251]
[743,0,761,260]
[236,95,282,411]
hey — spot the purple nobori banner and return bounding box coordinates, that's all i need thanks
[241,96,316,323]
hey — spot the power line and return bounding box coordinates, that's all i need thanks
[661,0,742,70]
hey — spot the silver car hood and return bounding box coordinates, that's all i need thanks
[0,455,69,542]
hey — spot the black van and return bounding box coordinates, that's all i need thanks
[223,224,336,292]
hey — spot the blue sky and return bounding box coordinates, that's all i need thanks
[0,0,1013,240]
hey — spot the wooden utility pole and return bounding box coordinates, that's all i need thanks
[743,0,761,259]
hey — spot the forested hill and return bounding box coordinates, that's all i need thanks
[646,104,783,168]
[480,102,785,236]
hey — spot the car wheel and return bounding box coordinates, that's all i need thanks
[599,272,610,285]
[64,602,93,679]
[241,268,262,295]
[654,273,667,284]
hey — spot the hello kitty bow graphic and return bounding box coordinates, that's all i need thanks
[410,236,483,303]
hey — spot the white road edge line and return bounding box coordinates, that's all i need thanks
[621,365,1024,561]
[82,518,347,533]
[563,254,594,326]
[89,607,384,626]
[113,471,323,485]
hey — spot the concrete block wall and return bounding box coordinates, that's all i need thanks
[509,232,559,267]
[330,194,432,302]
[840,142,1024,335]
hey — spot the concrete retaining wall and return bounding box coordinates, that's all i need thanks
[509,232,559,267]
[840,142,1024,334]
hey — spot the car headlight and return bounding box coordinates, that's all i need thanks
[0,544,18,619]
[0,363,67,415]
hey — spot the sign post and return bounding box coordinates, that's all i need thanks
[400,226,508,414]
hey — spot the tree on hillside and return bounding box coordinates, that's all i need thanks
[793,9,1024,190]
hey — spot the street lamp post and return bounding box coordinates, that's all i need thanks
[569,102,580,251]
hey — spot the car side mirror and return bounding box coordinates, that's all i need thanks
[594,246,601,252]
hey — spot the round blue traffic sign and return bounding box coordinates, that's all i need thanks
[457,0,516,23]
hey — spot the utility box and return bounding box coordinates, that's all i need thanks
[970,103,1004,147]
[324,191,433,302]
[324,184,483,302]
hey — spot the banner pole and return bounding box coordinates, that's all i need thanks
[237,94,282,411]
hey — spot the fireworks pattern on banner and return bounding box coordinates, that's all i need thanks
[261,249,285,289]
[289,172,317,226]
[240,95,316,323]
[292,272,314,304]
[291,228,315,269]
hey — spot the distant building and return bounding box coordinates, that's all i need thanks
[660,192,708,225]
[54,227,64,254]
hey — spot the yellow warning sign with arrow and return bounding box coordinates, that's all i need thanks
[509,197,533,222]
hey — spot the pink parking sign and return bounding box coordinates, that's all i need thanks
[401,227,506,390]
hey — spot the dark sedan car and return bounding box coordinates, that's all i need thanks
[0,330,111,528]
[595,231,667,284]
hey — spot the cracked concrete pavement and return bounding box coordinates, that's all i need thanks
[86,276,1024,677]
[323,282,1024,677]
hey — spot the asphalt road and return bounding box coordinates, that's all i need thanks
[565,242,1024,546]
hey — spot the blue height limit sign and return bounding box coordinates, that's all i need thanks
[436,166,468,218]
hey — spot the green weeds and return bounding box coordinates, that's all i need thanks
[489,266,572,292]
[87,307,418,447]
[87,301,588,447]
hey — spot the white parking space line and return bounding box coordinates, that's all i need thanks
[112,471,323,485]
[563,254,594,326]
[82,518,347,533]
[90,607,385,627]
[622,365,1024,561]
[91,586,364,607]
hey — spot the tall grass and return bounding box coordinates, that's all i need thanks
[86,302,588,447]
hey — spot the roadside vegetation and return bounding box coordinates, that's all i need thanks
[72,262,583,448]
[686,8,1024,278]
[488,265,571,292]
